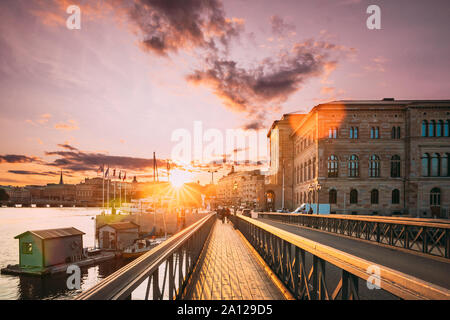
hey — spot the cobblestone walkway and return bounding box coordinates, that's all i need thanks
[185,219,285,300]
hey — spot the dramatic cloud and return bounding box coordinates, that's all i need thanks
[8,170,60,176]
[129,0,243,56]
[270,15,296,37]
[0,154,40,164]
[187,40,343,128]
[44,149,168,172]
[57,144,79,151]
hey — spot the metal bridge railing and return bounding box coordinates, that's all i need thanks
[231,214,450,300]
[258,213,450,259]
[76,214,215,300]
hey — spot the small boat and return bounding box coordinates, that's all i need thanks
[31,204,37,208]
[122,238,166,259]
[15,204,22,208]
[46,204,50,208]
[1,205,7,208]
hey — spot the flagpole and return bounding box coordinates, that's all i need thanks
[102,169,104,210]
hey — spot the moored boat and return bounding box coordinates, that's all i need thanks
[122,238,167,259]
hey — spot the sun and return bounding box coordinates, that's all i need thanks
[170,169,192,188]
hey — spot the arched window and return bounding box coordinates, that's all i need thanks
[422,120,428,137]
[391,155,401,177]
[350,127,358,139]
[445,120,449,137]
[328,155,338,177]
[348,155,359,177]
[437,120,443,137]
[329,189,337,204]
[422,153,430,177]
[430,188,441,206]
[396,127,401,139]
[370,189,379,204]
[370,127,379,139]
[350,189,358,204]
[431,153,440,177]
[391,127,396,139]
[329,127,338,139]
[392,189,400,204]
[442,153,449,177]
[369,155,380,177]
[428,120,435,137]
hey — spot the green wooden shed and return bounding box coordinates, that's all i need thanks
[14,227,85,270]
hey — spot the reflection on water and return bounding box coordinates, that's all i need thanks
[15,259,128,300]
[0,207,128,300]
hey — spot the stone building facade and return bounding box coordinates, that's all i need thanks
[290,99,450,217]
[217,167,266,209]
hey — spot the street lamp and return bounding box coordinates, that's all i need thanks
[308,183,321,214]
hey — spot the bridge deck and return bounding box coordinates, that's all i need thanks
[184,219,286,300]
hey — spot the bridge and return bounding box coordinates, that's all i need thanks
[76,213,450,300]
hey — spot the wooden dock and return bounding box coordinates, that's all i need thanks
[1,251,117,277]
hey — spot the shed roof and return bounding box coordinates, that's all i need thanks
[100,221,139,231]
[15,227,85,240]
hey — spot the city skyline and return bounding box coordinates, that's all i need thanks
[1,0,450,186]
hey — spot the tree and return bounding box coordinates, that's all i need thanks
[0,188,9,201]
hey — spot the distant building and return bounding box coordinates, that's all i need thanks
[98,222,139,250]
[14,228,85,270]
[217,167,266,210]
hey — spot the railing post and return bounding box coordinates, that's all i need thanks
[294,246,300,298]
[446,229,450,259]
[153,269,160,300]
[311,255,318,300]
[423,227,428,254]
[376,222,380,243]
[168,254,174,300]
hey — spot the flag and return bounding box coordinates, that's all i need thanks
[105,167,109,177]
[118,171,121,180]
[98,164,104,173]
[113,169,116,177]
[123,172,126,181]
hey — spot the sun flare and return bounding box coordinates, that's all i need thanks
[170,169,192,188]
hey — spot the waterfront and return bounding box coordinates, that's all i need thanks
[0,207,128,300]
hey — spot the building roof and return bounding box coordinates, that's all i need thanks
[15,227,85,240]
[100,221,139,230]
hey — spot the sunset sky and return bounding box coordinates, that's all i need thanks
[1,0,449,186]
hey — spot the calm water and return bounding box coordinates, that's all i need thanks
[0,208,128,300]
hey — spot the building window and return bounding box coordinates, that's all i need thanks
[348,155,359,177]
[350,189,358,204]
[370,189,379,204]
[431,153,440,177]
[422,120,428,137]
[369,155,380,177]
[442,153,449,177]
[308,159,312,180]
[391,126,401,139]
[391,155,401,177]
[329,189,337,204]
[392,189,400,204]
[22,242,33,255]
[350,127,359,139]
[312,157,316,178]
[437,120,443,137]
[445,120,449,137]
[327,155,339,177]
[422,153,430,177]
[370,127,380,139]
[430,188,441,206]
[428,120,436,137]
[329,127,338,139]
